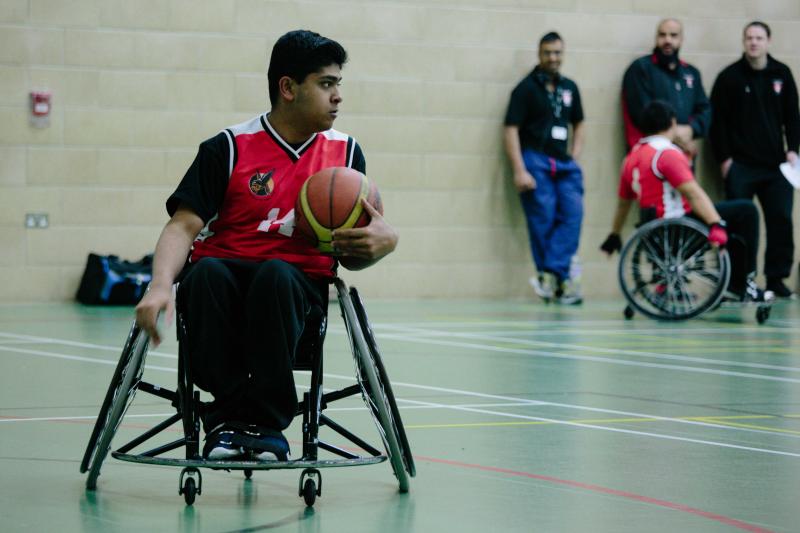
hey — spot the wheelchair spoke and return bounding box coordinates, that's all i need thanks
[639,234,668,271]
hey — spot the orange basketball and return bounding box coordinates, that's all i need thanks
[295,167,382,253]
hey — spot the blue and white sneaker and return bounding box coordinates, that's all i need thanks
[243,426,291,462]
[203,424,245,460]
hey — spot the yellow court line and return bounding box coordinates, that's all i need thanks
[406,414,800,432]
[693,418,800,436]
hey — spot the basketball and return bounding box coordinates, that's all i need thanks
[295,167,383,253]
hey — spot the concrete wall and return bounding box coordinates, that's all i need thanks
[1,0,799,302]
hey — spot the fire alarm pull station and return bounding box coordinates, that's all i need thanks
[30,90,51,128]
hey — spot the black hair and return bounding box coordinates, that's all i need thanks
[744,20,771,38]
[539,31,562,48]
[267,30,348,106]
[640,100,676,136]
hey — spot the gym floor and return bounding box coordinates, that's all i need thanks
[1,294,799,532]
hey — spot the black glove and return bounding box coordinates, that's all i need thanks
[600,233,622,255]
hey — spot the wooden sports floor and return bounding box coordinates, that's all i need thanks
[1,294,799,532]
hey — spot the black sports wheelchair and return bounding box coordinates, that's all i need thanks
[80,277,415,506]
[618,216,772,324]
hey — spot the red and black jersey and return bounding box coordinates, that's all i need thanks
[167,113,365,279]
[618,136,693,219]
[622,52,711,149]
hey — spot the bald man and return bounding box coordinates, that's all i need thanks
[622,18,711,158]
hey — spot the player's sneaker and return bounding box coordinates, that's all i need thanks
[766,278,796,299]
[203,425,245,460]
[243,426,291,462]
[556,278,583,305]
[529,272,556,300]
[736,277,775,303]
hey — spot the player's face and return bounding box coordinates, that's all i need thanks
[538,40,563,75]
[655,20,682,56]
[295,64,343,132]
[743,26,769,61]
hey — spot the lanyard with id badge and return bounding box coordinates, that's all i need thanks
[547,85,569,142]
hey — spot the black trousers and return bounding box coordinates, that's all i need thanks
[176,258,327,433]
[726,161,794,279]
[712,200,759,291]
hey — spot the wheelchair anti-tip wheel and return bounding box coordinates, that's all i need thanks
[81,322,149,490]
[335,280,413,493]
[619,217,730,321]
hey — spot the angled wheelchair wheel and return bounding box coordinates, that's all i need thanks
[618,217,730,321]
[350,287,416,478]
[335,280,412,493]
[82,322,149,490]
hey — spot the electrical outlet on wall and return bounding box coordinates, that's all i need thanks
[25,213,49,229]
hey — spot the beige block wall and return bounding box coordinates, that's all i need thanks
[1,0,799,302]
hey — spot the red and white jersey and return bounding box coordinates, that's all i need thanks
[618,135,693,218]
[168,113,363,279]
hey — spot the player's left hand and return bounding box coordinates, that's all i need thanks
[708,222,728,247]
[332,199,398,261]
[600,233,622,255]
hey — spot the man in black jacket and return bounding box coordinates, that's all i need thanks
[622,18,711,158]
[710,21,800,298]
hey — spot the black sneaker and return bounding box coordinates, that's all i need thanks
[766,278,795,299]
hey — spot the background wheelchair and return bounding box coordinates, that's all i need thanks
[618,217,772,324]
[79,277,415,506]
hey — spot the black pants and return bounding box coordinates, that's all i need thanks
[726,161,794,279]
[176,258,327,433]
[712,200,760,291]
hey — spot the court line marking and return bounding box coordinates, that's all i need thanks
[2,342,798,442]
[3,336,800,451]
[0,332,177,360]
[418,455,775,533]
[5,411,799,438]
[395,397,800,458]
[370,320,795,331]
[4,328,798,376]
[365,331,800,383]
[405,414,800,435]
[374,324,800,373]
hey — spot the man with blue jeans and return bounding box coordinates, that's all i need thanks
[504,31,585,303]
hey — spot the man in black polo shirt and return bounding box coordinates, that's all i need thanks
[622,18,711,158]
[710,21,800,298]
[503,31,585,304]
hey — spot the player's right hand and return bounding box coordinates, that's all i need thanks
[600,233,622,255]
[135,285,173,347]
[514,170,536,192]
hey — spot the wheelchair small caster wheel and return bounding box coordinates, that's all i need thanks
[756,306,770,324]
[299,468,322,507]
[182,477,197,505]
[179,467,202,506]
[244,468,253,480]
[624,306,635,320]
[302,478,316,507]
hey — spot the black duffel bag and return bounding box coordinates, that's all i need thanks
[76,253,153,305]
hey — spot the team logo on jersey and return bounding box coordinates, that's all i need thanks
[683,74,694,88]
[773,79,783,95]
[561,89,572,106]
[249,169,275,196]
